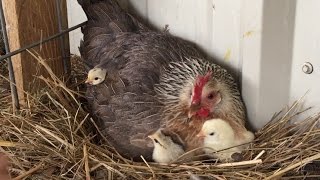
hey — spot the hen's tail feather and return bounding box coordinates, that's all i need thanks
[78,0,143,34]
[78,0,148,68]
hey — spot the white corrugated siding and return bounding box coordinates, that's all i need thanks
[67,0,320,130]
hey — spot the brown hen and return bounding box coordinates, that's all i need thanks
[78,0,248,161]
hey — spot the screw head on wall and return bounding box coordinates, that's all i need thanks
[302,62,313,74]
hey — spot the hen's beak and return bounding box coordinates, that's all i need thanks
[188,111,194,119]
[188,101,201,118]
[196,131,206,138]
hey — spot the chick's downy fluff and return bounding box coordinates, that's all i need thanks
[198,118,254,162]
[78,0,248,161]
[148,129,185,163]
[85,68,107,85]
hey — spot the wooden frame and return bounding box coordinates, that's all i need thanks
[3,0,70,105]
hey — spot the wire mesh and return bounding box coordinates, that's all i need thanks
[0,0,86,109]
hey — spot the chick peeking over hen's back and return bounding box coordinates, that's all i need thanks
[197,118,254,162]
[85,67,107,85]
[148,129,185,163]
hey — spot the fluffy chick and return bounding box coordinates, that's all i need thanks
[85,67,107,85]
[148,129,185,163]
[197,118,254,162]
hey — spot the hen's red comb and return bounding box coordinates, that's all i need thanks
[192,71,212,103]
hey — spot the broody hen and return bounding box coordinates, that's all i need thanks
[79,0,248,161]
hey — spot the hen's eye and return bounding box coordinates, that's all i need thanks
[154,139,159,143]
[207,93,214,99]
[94,77,99,81]
[209,132,215,136]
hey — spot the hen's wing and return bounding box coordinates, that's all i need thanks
[87,82,162,160]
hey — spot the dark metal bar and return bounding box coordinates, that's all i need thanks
[0,21,86,62]
[55,0,69,74]
[0,0,20,109]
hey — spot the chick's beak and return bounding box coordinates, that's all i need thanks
[147,134,157,140]
[85,78,92,85]
[196,131,206,138]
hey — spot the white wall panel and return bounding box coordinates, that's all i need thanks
[242,0,297,129]
[289,0,320,119]
[240,0,264,129]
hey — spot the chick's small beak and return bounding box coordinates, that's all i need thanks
[196,131,206,138]
[85,78,92,84]
[147,135,153,139]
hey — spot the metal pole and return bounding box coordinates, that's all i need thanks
[0,0,20,109]
[55,0,69,75]
[0,21,86,62]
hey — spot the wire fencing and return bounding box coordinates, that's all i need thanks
[0,0,86,110]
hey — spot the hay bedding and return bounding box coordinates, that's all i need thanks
[0,51,320,180]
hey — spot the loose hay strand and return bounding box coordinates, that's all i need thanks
[35,125,75,151]
[141,155,156,178]
[83,144,90,180]
[12,162,43,180]
[253,150,265,160]
[216,159,262,167]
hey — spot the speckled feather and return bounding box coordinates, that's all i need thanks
[78,0,246,161]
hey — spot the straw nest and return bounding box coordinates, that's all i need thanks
[1,51,320,180]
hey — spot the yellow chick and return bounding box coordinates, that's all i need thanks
[148,129,185,163]
[197,118,254,162]
[85,67,107,85]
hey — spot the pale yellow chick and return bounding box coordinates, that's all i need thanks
[148,129,185,163]
[85,67,107,85]
[197,118,254,162]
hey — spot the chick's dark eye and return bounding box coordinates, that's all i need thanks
[207,93,214,99]
[154,139,159,143]
[209,132,215,136]
[94,77,99,80]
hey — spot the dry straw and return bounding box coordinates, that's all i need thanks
[0,51,319,179]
